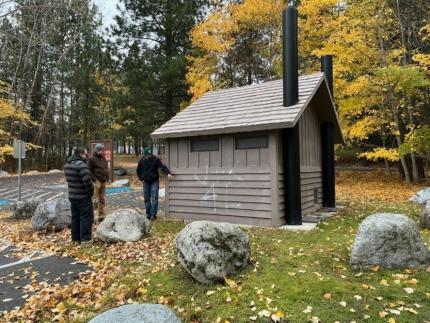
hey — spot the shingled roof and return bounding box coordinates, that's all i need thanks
[151,72,343,143]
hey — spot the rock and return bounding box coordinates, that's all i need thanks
[25,170,40,175]
[0,170,9,177]
[96,209,150,242]
[113,168,127,176]
[421,203,430,229]
[32,198,71,231]
[88,304,181,323]
[351,213,430,270]
[159,188,166,199]
[112,179,130,187]
[48,169,62,174]
[11,198,43,219]
[409,188,430,205]
[175,221,251,284]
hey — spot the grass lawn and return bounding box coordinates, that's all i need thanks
[1,171,429,322]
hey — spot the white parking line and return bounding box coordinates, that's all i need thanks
[20,190,45,199]
[0,189,18,196]
[33,192,53,199]
[47,193,65,200]
[0,252,51,270]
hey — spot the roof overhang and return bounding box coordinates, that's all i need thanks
[151,73,344,144]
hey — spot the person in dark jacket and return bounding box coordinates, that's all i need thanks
[64,147,94,243]
[88,144,109,222]
[136,147,172,220]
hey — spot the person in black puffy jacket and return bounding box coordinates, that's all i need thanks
[136,147,172,220]
[64,147,94,243]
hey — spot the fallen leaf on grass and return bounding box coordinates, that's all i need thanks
[323,293,332,300]
[388,309,400,315]
[339,301,347,307]
[379,279,389,286]
[303,306,312,313]
[258,309,271,318]
[405,307,418,315]
[403,287,414,294]
[224,278,237,289]
[206,290,215,296]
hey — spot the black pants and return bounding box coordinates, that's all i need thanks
[69,197,94,242]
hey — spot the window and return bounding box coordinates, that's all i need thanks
[190,137,219,152]
[235,135,268,150]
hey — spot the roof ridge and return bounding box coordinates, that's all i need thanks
[203,72,323,96]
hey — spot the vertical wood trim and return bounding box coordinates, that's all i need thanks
[165,139,170,218]
[270,131,282,227]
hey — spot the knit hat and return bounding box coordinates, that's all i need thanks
[144,147,153,155]
[94,144,105,152]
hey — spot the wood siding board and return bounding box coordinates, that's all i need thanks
[169,139,178,168]
[234,149,247,167]
[168,168,271,174]
[246,149,259,167]
[221,136,234,168]
[269,131,283,226]
[169,181,271,188]
[169,206,272,218]
[169,193,272,203]
[169,187,271,196]
[178,139,189,168]
[169,212,273,227]
[198,151,208,168]
[170,174,271,181]
[170,200,272,211]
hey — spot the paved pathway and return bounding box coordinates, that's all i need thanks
[0,240,91,312]
[0,174,153,209]
[0,174,152,313]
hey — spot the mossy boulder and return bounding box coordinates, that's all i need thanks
[421,203,430,229]
[96,209,150,242]
[175,221,250,284]
[11,198,43,219]
[351,213,430,270]
[89,304,181,323]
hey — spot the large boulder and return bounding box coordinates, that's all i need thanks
[175,221,251,285]
[113,168,127,176]
[11,198,43,219]
[32,198,71,231]
[25,170,40,176]
[112,179,130,187]
[351,213,430,270]
[409,188,430,205]
[88,304,181,323]
[96,209,150,242]
[421,203,430,229]
[48,169,62,174]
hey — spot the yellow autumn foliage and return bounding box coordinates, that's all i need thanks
[0,80,31,163]
[358,148,399,162]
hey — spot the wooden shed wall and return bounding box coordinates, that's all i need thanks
[165,132,276,226]
[299,103,323,215]
[278,103,323,218]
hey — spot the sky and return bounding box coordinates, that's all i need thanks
[92,0,120,29]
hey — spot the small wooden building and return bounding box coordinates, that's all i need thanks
[151,7,343,227]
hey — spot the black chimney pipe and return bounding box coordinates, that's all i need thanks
[283,7,299,107]
[320,54,336,209]
[282,6,302,225]
[320,55,333,97]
